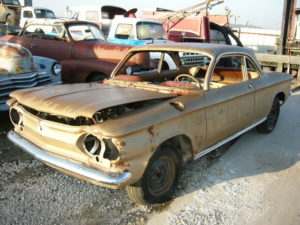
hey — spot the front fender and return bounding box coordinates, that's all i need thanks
[61,59,118,83]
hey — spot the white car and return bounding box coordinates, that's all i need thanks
[20,7,64,33]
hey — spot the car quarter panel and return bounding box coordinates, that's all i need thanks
[97,108,207,186]
[249,72,293,122]
[60,59,118,83]
[71,41,131,61]
[28,38,72,61]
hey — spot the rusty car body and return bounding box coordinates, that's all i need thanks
[0,41,61,111]
[7,43,292,204]
[0,21,131,83]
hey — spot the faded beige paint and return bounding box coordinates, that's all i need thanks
[8,44,293,189]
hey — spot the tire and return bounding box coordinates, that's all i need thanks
[6,11,18,26]
[87,73,107,82]
[257,97,280,133]
[126,146,182,205]
[6,15,13,25]
[34,29,44,34]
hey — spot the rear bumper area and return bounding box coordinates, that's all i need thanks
[7,130,132,187]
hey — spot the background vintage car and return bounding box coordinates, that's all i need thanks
[0,25,20,37]
[0,41,61,111]
[0,21,131,83]
[7,43,292,205]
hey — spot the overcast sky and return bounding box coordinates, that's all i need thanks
[34,0,299,29]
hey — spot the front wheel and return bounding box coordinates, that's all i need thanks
[126,146,182,205]
[5,11,18,26]
[257,97,280,133]
[6,15,14,26]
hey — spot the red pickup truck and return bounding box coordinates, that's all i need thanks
[1,21,131,83]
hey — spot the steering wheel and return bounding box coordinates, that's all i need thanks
[174,74,201,88]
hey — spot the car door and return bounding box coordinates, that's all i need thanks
[244,56,274,123]
[1,35,32,50]
[28,37,72,61]
[202,55,256,149]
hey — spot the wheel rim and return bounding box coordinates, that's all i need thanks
[6,16,12,25]
[267,101,278,129]
[147,156,176,197]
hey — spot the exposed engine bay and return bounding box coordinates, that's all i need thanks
[18,98,168,126]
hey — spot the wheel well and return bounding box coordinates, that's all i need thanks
[276,92,285,105]
[85,72,107,82]
[160,135,193,163]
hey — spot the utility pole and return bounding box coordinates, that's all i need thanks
[278,0,296,55]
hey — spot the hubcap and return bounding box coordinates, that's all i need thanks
[147,156,176,197]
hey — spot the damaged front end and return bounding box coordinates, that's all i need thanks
[7,86,172,188]
[7,101,131,188]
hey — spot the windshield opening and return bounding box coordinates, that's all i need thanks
[34,9,56,19]
[3,0,20,5]
[68,24,105,41]
[136,22,166,40]
[110,49,212,94]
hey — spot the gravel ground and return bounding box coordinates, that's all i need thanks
[1,91,299,225]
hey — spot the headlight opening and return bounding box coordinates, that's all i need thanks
[83,135,120,161]
[10,108,21,125]
[52,63,62,76]
[84,134,103,156]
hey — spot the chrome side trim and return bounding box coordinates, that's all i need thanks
[194,118,267,160]
[7,131,132,185]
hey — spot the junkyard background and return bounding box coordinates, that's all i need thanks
[1,0,300,224]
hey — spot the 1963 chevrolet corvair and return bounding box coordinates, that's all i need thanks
[7,43,293,204]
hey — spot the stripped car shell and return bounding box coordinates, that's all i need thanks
[0,41,61,111]
[7,43,293,204]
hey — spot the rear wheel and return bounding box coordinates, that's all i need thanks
[257,97,280,133]
[34,29,44,34]
[126,146,182,205]
[6,11,18,26]
[6,15,13,25]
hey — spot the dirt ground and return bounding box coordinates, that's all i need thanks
[0,90,299,225]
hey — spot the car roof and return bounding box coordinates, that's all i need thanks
[129,43,256,58]
[23,7,53,11]
[112,17,163,24]
[25,20,98,27]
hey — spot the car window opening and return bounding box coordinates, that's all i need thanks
[107,50,211,93]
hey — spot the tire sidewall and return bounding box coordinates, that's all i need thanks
[6,10,18,26]
[141,146,181,204]
[257,97,280,134]
[265,97,280,132]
